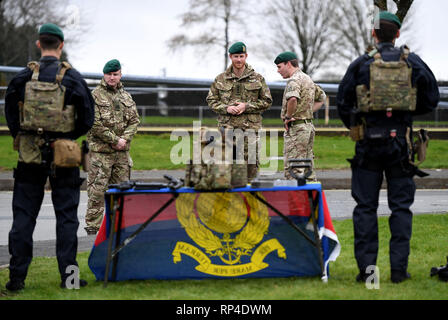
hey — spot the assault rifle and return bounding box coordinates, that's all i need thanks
[108,174,184,191]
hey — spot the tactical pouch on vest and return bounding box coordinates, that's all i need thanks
[412,129,429,166]
[81,140,90,172]
[349,124,365,141]
[20,61,75,133]
[356,46,417,113]
[208,162,233,190]
[185,160,226,190]
[16,134,45,164]
[184,127,247,190]
[185,161,246,190]
[53,139,82,168]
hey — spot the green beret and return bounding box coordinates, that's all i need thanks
[39,23,64,41]
[103,59,121,74]
[274,51,298,64]
[377,11,402,29]
[229,42,247,54]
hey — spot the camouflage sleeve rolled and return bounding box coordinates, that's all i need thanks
[284,79,301,101]
[89,92,121,145]
[122,98,140,142]
[206,78,229,115]
[244,77,273,114]
[314,84,326,102]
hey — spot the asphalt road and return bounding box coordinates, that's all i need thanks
[0,190,447,265]
[0,191,89,246]
[1,189,447,245]
[325,189,448,220]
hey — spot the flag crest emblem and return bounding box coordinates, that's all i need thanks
[173,192,287,276]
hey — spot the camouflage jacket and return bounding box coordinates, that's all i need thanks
[87,78,140,153]
[281,69,326,120]
[206,63,272,130]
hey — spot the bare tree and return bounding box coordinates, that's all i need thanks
[332,0,374,62]
[167,0,246,71]
[375,0,414,22]
[259,0,337,77]
[378,0,419,52]
[0,0,87,66]
[332,0,417,65]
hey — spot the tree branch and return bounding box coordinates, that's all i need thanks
[393,0,414,22]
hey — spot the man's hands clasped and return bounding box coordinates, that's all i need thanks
[111,138,127,151]
[227,102,246,115]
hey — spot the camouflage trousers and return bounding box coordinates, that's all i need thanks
[283,122,316,181]
[219,126,259,181]
[85,151,132,229]
[244,131,259,181]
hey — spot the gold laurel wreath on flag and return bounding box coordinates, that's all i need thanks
[175,192,270,264]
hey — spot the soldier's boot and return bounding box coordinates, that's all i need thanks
[60,278,88,289]
[391,270,411,284]
[355,272,369,283]
[6,280,25,292]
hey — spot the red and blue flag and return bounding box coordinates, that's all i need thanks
[88,183,340,282]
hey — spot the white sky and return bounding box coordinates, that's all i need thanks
[64,0,448,82]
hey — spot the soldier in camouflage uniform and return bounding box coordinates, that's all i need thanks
[206,42,272,181]
[85,59,140,234]
[275,52,326,181]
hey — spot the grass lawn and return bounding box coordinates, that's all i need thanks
[1,213,447,300]
[136,116,448,128]
[3,115,448,127]
[0,134,447,171]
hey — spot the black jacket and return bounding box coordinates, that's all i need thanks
[5,56,95,139]
[337,42,440,130]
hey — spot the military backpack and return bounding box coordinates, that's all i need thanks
[20,61,75,133]
[356,46,417,113]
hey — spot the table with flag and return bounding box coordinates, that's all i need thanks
[88,183,340,285]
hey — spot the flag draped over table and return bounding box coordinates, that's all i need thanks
[88,184,340,282]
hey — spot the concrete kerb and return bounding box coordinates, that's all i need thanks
[130,169,448,189]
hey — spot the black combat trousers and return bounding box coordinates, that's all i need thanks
[8,162,83,283]
[350,137,416,275]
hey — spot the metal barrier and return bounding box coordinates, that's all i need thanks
[1,65,447,125]
[0,65,338,92]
